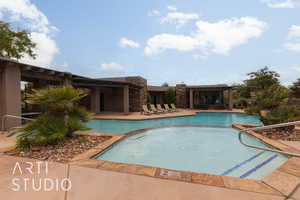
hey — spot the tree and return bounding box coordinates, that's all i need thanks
[161,82,169,87]
[235,67,282,105]
[165,88,176,104]
[17,86,91,149]
[249,85,289,110]
[245,67,280,92]
[0,21,36,59]
[290,79,300,98]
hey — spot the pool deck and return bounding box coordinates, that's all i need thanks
[92,109,244,120]
[0,153,299,200]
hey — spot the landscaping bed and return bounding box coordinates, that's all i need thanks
[257,129,300,141]
[5,135,111,163]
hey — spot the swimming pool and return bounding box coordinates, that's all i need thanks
[95,127,288,179]
[86,112,262,134]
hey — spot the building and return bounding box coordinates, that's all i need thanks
[0,58,232,130]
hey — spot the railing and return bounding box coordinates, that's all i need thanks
[238,121,300,158]
[1,114,34,132]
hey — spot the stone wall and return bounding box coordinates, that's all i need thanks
[175,84,188,108]
[125,76,147,112]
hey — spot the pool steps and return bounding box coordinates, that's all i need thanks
[222,151,287,179]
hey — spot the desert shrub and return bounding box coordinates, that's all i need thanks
[165,88,176,104]
[262,106,300,132]
[245,106,261,116]
[17,86,91,149]
[147,93,152,104]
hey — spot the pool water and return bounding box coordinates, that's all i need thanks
[86,112,262,134]
[96,127,287,179]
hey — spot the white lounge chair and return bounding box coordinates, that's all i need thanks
[141,105,154,115]
[171,104,178,112]
[150,104,163,114]
[157,104,168,113]
[164,104,175,112]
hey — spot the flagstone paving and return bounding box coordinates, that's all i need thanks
[0,154,292,200]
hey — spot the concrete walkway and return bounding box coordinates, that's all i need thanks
[0,154,294,200]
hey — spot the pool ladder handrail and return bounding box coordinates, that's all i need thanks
[238,121,300,158]
[1,114,34,132]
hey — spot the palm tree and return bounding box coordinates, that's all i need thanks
[18,86,91,149]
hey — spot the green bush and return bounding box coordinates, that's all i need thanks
[262,106,300,124]
[165,88,176,104]
[245,106,261,116]
[262,106,300,132]
[17,86,91,149]
[147,93,152,104]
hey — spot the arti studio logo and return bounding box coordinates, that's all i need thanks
[11,161,72,192]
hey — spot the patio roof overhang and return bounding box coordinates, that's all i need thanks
[0,57,142,89]
[187,84,232,91]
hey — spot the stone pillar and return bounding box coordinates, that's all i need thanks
[228,88,233,110]
[175,84,187,108]
[91,88,100,114]
[0,63,21,130]
[189,89,194,109]
[123,86,129,114]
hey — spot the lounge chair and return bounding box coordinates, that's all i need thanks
[141,105,154,115]
[150,104,163,114]
[164,104,175,112]
[170,104,178,112]
[157,104,168,113]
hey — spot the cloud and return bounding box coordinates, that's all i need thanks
[119,37,140,48]
[145,34,199,55]
[160,12,199,29]
[284,25,300,52]
[100,62,125,73]
[167,5,177,11]
[148,10,160,17]
[0,0,59,67]
[262,0,300,8]
[145,17,267,56]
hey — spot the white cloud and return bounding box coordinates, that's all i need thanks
[119,37,140,48]
[145,17,267,56]
[0,0,59,67]
[21,32,59,67]
[262,0,300,8]
[145,34,199,55]
[293,67,300,72]
[160,12,199,29]
[148,10,160,17]
[284,25,300,52]
[167,5,177,11]
[100,62,125,73]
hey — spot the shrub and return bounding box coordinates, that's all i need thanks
[165,88,176,104]
[262,106,300,132]
[147,93,152,104]
[17,86,91,149]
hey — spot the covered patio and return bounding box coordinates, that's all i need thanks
[176,84,233,110]
[0,58,146,131]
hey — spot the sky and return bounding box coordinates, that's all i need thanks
[1,0,300,86]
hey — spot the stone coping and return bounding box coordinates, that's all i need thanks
[2,119,299,198]
[92,109,245,121]
[70,125,300,198]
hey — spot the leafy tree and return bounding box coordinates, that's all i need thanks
[161,82,169,87]
[165,88,176,104]
[0,21,36,59]
[249,85,289,110]
[245,67,280,92]
[17,86,91,149]
[290,78,300,98]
